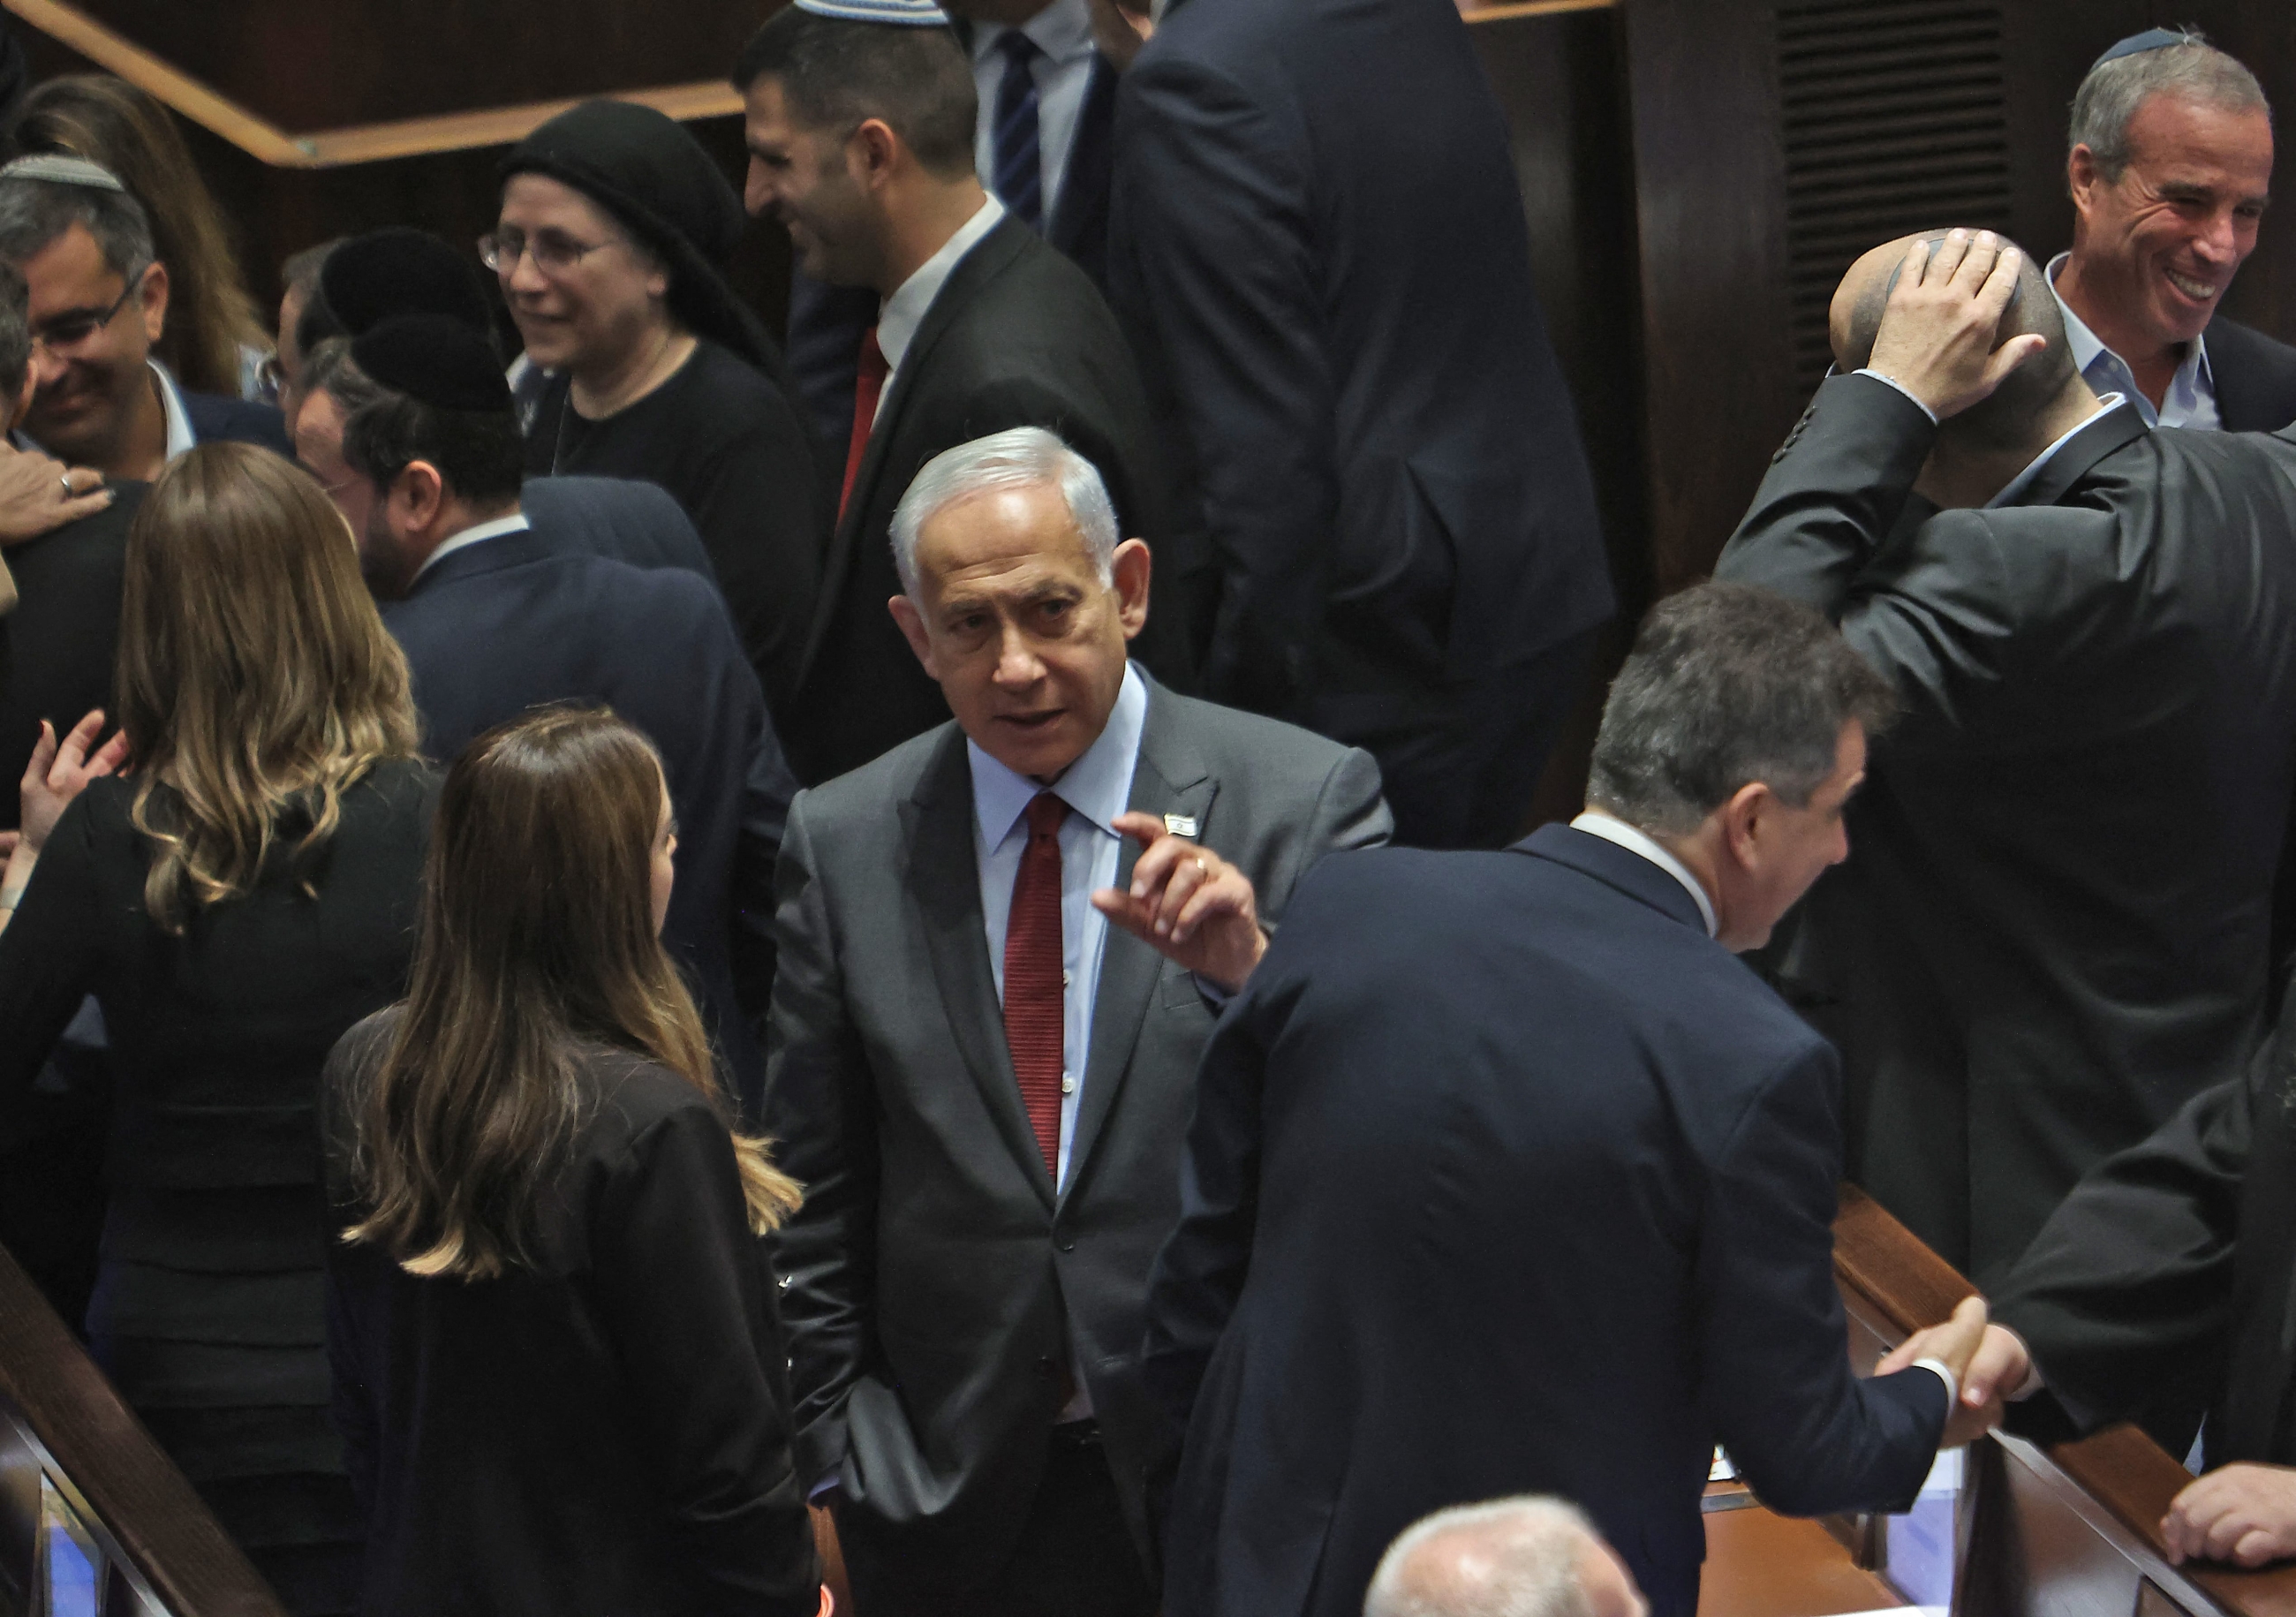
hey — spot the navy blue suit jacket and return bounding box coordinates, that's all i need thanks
[1106,0,1612,795]
[519,474,718,581]
[380,525,775,1102]
[183,389,290,457]
[1143,824,1946,1617]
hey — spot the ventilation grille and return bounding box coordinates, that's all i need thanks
[1776,0,2013,394]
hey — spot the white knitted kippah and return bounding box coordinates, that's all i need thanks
[793,0,951,23]
[0,154,126,193]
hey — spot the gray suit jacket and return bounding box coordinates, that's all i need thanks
[763,673,1388,1583]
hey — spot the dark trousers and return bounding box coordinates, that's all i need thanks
[840,1421,1158,1617]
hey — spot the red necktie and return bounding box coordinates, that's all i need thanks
[1002,792,1068,1182]
[840,326,888,523]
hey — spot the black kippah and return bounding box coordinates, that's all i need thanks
[2091,28,2191,71]
[322,227,494,338]
[351,314,515,413]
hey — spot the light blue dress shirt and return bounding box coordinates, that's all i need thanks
[2046,252,2219,431]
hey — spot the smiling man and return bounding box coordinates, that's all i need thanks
[2051,28,2294,431]
[763,426,1386,1616]
[734,0,1189,786]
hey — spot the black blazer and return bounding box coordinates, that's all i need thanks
[0,481,147,825]
[380,525,781,1108]
[764,678,1388,1584]
[1144,825,1948,1617]
[779,216,1188,785]
[1993,976,2296,1468]
[1106,0,1612,757]
[519,473,718,580]
[323,1011,819,1617]
[1717,373,2296,1288]
[183,387,291,457]
[2208,314,2296,434]
[781,52,1121,451]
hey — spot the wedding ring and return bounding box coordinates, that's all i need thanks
[1194,857,1208,874]
[57,473,71,497]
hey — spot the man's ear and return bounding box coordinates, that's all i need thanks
[1718,780,1772,872]
[11,364,34,427]
[888,593,940,678]
[849,118,902,189]
[1111,537,1152,640]
[2067,145,2101,219]
[137,261,170,345]
[394,460,448,531]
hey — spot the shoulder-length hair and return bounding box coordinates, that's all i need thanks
[10,74,270,396]
[345,706,800,1279]
[117,442,419,932]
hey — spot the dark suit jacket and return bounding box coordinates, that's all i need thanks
[0,482,147,826]
[2209,314,2296,434]
[519,473,718,581]
[1716,373,2296,1287]
[780,216,1189,785]
[1106,0,1612,784]
[782,53,1121,451]
[323,1010,819,1617]
[1144,825,1947,1617]
[380,524,777,1107]
[183,388,291,457]
[764,676,1388,1585]
[1993,978,2296,1468]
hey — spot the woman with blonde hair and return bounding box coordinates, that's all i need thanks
[10,74,274,397]
[324,706,824,1615]
[0,442,432,1614]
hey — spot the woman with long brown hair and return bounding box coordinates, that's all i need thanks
[323,706,823,1615]
[0,442,432,1615]
[9,74,274,397]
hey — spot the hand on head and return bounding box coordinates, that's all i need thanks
[1862,230,2049,420]
[1091,812,1266,991]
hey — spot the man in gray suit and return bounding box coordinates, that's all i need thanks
[765,425,1389,1617]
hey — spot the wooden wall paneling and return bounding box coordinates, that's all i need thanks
[1997,1,2145,282]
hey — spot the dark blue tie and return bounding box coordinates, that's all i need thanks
[992,30,1044,230]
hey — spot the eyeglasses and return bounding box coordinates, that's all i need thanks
[478,228,613,276]
[32,266,148,354]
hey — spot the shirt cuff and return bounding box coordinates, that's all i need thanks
[1911,1356,1959,1413]
[808,1473,841,1502]
[1854,368,1941,425]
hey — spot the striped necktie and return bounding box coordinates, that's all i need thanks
[991,30,1044,230]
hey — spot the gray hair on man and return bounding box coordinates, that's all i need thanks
[0,167,155,282]
[2069,29,2270,183]
[1585,581,1897,838]
[1363,1497,1643,1617]
[889,426,1121,598]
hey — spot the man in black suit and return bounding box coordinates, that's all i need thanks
[2051,30,2293,433]
[1106,0,1612,850]
[308,314,793,1110]
[736,0,1187,785]
[766,427,1387,1615]
[1716,229,2296,1288]
[1144,582,1997,1617]
[0,155,287,480]
[783,0,1122,449]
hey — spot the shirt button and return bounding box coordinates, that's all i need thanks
[1062,971,1072,987]
[1061,1074,1076,1095]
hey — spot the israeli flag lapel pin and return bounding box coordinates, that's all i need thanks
[1164,813,1199,838]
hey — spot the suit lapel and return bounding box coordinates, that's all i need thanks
[2003,400,2148,509]
[903,729,1060,1209]
[1062,688,1214,1206]
[798,220,1036,685]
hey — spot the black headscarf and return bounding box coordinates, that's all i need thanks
[500,99,790,391]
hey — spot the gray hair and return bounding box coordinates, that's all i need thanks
[1587,582,1897,837]
[0,174,155,282]
[0,259,30,401]
[888,426,1120,597]
[2070,32,2270,184]
[1364,1498,1605,1617]
[299,335,388,418]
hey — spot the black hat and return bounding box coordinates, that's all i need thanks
[500,99,786,382]
[321,228,495,340]
[351,314,515,414]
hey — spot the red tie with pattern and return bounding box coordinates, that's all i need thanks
[839,327,888,523]
[1002,791,1069,1182]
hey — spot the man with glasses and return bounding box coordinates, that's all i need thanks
[0,155,284,485]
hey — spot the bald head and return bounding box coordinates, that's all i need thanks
[1830,230,2077,448]
[1363,1499,1648,1617]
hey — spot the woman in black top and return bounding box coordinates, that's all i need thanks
[494,100,821,719]
[323,706,822,1616]
[0,443,434,1615]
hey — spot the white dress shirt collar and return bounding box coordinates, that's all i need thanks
[2046,252,2218,430]
[413,510,531,582]
[876,193,1008,395]
[1569,810,1718,938]
[971,661,1147,847]
[1985,393,2126,509]
[149,359,196,463]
